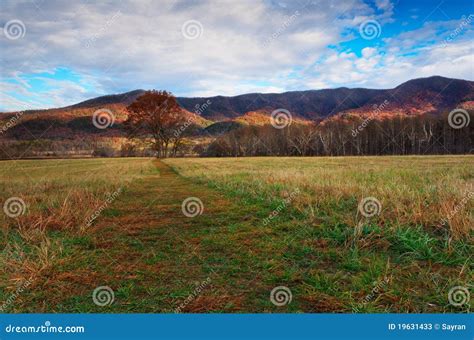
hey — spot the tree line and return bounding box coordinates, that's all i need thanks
[2,90,470,159]
[201,113,473,157]
[124,90,472,157]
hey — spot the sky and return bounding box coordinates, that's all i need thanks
[0,0,473,111]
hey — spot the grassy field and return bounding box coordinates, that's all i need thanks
[0,156,472,313]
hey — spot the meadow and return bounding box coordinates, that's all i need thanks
[0,156,472,312]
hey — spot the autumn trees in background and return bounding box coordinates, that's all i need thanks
[0,105,471,159]
[125,90,188,158]
[202,113,473,157]
[124,90,471,158]
[1,88,470,159]
[123,89,472,158]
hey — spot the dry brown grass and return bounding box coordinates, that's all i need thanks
[165,155,474,239]
[0,158,155,286]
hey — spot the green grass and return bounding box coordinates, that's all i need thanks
[165,155,473,312]
[0,156,472,313]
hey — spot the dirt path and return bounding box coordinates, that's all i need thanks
[43,160,285,312]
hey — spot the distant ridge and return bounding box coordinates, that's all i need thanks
[64,76,474,120]
[1,75,473,142]
[67,89,146,109]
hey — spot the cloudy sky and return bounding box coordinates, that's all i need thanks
[0,0,473,111]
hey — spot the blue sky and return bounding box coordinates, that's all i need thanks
[0,0,473,111]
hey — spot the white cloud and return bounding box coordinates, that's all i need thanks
[301,38,474,90]
[0,0,472,111]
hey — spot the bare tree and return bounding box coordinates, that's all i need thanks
[202,111,473,157]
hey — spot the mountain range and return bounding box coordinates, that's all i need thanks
[1,76,473,140]
[68,75,474,118]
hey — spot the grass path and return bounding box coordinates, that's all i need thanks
[39,160,292,312]
[8,158,470,313]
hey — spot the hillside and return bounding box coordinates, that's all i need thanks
[67,75,474,120]
[0,76,472,141]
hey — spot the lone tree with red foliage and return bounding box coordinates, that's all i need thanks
[125,90,187,158]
